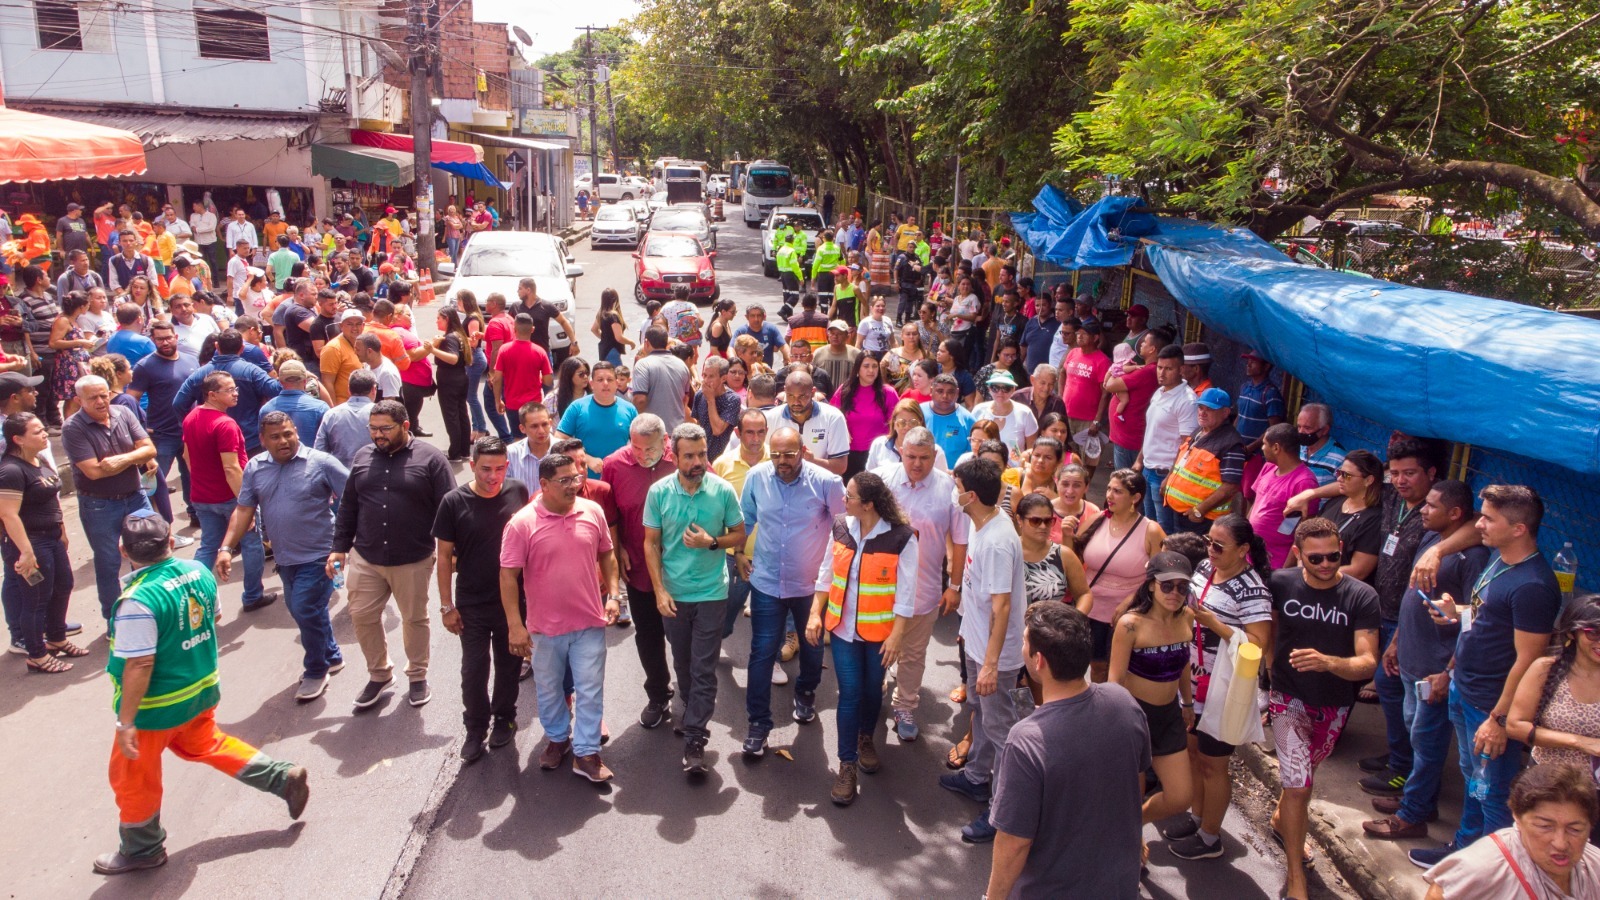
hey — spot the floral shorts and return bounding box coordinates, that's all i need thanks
[1268,691,1351,789]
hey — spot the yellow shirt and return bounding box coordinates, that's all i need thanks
[154,232,177,266]
[713,444,768,556]
[895,225,922,252]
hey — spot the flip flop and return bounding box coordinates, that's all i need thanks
[1271,828,1316,864]
[946,736,971,770]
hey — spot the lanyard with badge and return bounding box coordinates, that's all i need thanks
[1382,501,1418,557]
[1460,553,1523,632]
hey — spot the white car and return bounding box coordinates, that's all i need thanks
[708,174,729,198]
[590,204,642,249]
[648,206,717,253]
[647,190,670,212]
[441,232,580,351]
[760,206,824,277]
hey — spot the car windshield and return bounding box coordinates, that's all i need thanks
[596,207,632,221]
[781,213,824,231]
[645,235,703,258]
[457,245,563,278]
[652,212,705,232]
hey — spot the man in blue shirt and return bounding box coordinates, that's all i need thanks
[1296,402,1347,487]
[731,304,786,367]
[921,374,976,466]
[261,360,330,446]
[315,369,377,467]
[556,361,636,474]
[128,321,198,523]
[737,426,845,757]
[106,304,156,366]
[217,411,350,702]
[173,329,282,455]
[1020,296,1067,374]
[1235,348,1287,452]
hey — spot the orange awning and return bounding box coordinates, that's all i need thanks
[0,106,147,183]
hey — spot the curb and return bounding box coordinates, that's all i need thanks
[1235,742,1406,900]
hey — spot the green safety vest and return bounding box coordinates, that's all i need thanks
[772,225,793,252]
[915,240,931,266]
[776,244,803,277]
[107,557,222,731]
[811,241,843,278]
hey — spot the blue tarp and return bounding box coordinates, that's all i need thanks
[433,160,510,189]
[1012,195,1288,268]
[1146,247,1600,476]
[1009,186,1084,257]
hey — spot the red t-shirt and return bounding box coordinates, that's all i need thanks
[484,312,514,367]
[1108,362,1160,450]
[494,339,551,410]
[182,406,246,504]
[1062,347,1111,421]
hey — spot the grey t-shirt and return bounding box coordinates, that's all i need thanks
[62,405,149,496]
[631,352,692,432]
[989,682,1152,899]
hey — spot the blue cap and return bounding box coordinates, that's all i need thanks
[1196,388,1232,409]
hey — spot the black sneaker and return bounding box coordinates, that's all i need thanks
[683,738,708,775]
[793,690,817,724]
[1160,814,1200,841]
[488,719,516,749]
[742,727,770,758]
[1359,768,1407,797]
[640,700,671,729]
[408,680,431,707]
[1358,753,1391,773]
[1408,845,1455,869]
[353,677,393,710]
[1168,832,1225,860]
[461,733,487,763]
[63,621,83,637]
[241,591,280,613]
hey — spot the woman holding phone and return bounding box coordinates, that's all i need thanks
[0,413,79,673]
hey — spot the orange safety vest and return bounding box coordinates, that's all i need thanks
[824,516,913,642]
[1165,432,1235,520]
[788,312,829,349]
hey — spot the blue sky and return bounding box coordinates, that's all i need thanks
[478,0,640,60]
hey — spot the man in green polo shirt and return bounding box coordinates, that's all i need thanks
[96,510,308,876]
[643,422,745,776]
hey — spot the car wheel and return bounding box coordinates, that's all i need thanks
[633,281,646,304]
[747,220,761,229]
[763,258,778,278]
[622,193,634,201]
[709,286,721,303]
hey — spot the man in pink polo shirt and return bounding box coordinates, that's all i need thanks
[501,452,620,783]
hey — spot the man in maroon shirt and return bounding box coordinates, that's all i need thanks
[183,372,273,610]
[491,314,552,421]
[600,413,676,728]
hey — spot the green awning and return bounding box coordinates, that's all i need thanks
[310,143,415,186]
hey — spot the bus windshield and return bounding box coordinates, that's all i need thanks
[747,169,792,197]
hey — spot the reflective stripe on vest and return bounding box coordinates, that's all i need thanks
[1165,435,1232,519]
[822,519,912,643]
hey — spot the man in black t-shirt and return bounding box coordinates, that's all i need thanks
[512,277,574,367]
[431,437,530,762]
[1267,517,1380,900]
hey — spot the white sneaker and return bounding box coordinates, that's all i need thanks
[771,665,790,686]
[172,534,196,549]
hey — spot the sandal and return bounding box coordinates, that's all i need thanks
[27,655,73,674]
[949,684,967,704]
[1270,828,1316,864]
[48,640,90,658]
[1357,683,1378,704]
[946,734,972,770]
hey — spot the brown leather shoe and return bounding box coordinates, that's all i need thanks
[573,753,613,783]
[538,738,571,770]
[1362,815,1428,839]
[1370,795,1440,821]
[831,761,859,806]
[857,735,881,774]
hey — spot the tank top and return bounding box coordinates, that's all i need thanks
[1081,515,1152,624]
[596,311,624,360]
[1023,544,1069,606]
[705,319,732,356]
[1531,674,1600,778]
[1127,639,1189,683]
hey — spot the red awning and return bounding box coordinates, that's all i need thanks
[350,129,482,165]
[0,106,147,183]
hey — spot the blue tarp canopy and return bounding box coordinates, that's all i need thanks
[1009,186,1084,258]
[1146,247,1600,476]
[1013,195,1288,268]
[432,159,511,189]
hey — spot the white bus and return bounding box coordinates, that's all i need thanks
[742,160,793,226]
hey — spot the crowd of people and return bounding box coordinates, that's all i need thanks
[1,197,1596,896]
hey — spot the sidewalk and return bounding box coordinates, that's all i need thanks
[1238,697,1460,900]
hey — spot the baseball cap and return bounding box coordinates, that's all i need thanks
[338,309,365,323]
[985,370,1018,388]
[66,202,83,211]
[385,205,397,214]
[1196,388,1232,409]
[0,372,44,400]
[1000,237,1011,246]
[1079,318,1103,334]
[120,507,172,559]
[827,319,850,333]
[1241,348,1268,363]
[278,360,309,382]
[1147,551,1193,582]
[1126,303,1149,318]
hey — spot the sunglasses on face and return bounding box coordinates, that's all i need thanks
[1156,579,1191,596]
[1302,552,1341,566]
[1022,516,1053,527]
[1207,539,1234,554]
[1576,626,1600,640]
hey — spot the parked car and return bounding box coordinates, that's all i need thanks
[634,232,718,305]
[647,190,670,212]
[708,174,729,198]
[441,232,579,352]
[760,206,825,277]
[648,206,717,253]
[590,204,643,249]
[590,173,640,203]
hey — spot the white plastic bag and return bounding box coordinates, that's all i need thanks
[1198,631,1265,746]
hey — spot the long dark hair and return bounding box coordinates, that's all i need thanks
[839,349,890,414]
[1534,594,1600,723]
[437,307,470,364]
[851,471,907,527]
[1211,513,1272,579]
[1343,448,1384,507]
[2,411,39,455]
[555,355,590,414]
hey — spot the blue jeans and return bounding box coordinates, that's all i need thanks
[1398,667,1454,824]
[1374,619,1413,774]
[465,347,488,433]
[1450,680,1523,848]
[534,626,608,757]
[603,348,623,366]
[2,534,72,658]
[154,435,195,520]
[1143,467,1177,533]
[1113,443,1138,470]
[447,236,462,263]
[721,554,752,638]
[78,492,153,619]
[482,378,511,440]
[746,587,824,730]
[278,561,341,678]
[831,635,887,762]
[194,501,264,604]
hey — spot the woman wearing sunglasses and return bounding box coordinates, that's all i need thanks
[1108,551,1197,839]
[1165,513,1274,861]
[1507,594,1600,785]
[1017,491,1092,619]
[1316,448,1384,583]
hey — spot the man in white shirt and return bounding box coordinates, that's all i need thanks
[763,370,849,476]
[224,209,258,253]
[227,241,254,304]
[190,201,220,272]
[355,333,402,401]
[159,203,191,240]
[1133,344,1197,533]
[876,427,968,742]
[168,295,220,361]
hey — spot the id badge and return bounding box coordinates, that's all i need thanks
[1382,533,1399,557]
[1458,605,1474,632]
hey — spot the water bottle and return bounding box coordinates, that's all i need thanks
[1554,542,1578,604]
[1467,751,1492,802]
[331,560,345,590]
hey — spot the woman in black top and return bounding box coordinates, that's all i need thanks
[1319,448,1384,584]
[590,287,632,366]
[0,412,81,673]
[426,307,472,461]
[703,298,737,359]
[552,355,591,420]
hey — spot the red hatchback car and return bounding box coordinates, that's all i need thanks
[633,231,718,304]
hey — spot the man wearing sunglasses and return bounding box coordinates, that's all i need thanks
[1266,516,1381,900]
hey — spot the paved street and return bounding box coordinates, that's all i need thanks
[6,207,1352,900]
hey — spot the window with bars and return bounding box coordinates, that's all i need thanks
[195,7,271,61]
[36,0,83,51]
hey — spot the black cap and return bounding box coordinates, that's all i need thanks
[0,372,44,400]
[1147,551,1193,581]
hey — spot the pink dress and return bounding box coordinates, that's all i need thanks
[1081,515,1153,624]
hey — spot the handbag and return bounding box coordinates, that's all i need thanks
[1197,630,1266,746]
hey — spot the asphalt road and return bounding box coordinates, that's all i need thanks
[2,206,1353,900]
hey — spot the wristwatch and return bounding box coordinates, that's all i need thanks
[1493,713,1508,728]
[439,605,456,615]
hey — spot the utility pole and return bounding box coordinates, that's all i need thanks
[577,25,608,178]
[603,62,619,173]
[409,0,437,284]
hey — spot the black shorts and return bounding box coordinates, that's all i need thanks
[1188,721,1236,758]
[1138,697,1188,757]
[1090,618,1113,662]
